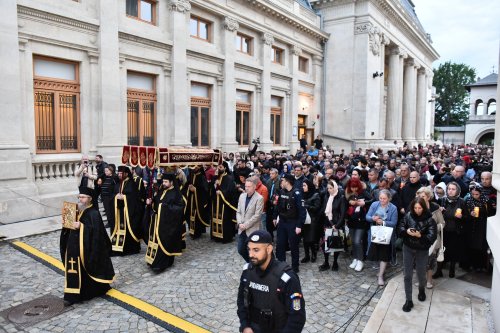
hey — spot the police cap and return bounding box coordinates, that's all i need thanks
[247,230,273,245]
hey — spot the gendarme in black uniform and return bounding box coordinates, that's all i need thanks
[237,230,306,333]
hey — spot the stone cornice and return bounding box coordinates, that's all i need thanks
[118,32,172,51]
[187,67,223,81]
[371,0,439,60]
[235,63,263,75]
[239,0,329,42]
[120,54,169,68]
[18,32,98,54]
[17,5,99,33]
[186,49,225,65]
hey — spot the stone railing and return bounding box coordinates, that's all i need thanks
[32,158,95,182]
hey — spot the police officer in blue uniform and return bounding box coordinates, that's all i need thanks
[273,174,306,273]
[237,230,306,333]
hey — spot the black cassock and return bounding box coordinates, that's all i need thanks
[211,172,238,243]
[145,186,185,272]
[60,205,115,304]
[185,169,210,239]
[111,177,143,255]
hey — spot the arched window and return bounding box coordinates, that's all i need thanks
[487,99,496,115]
[475,99,484,115]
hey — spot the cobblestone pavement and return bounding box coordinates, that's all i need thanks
[0,228,403,333]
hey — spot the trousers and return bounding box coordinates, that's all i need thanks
[403,244,428,300]
[276,220,300,269]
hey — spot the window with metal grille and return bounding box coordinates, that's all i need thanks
[33,56,80,153]
[270,96,282,145]
[191,83,211,147]
[127,72,156,146]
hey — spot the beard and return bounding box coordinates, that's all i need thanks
[77,202,88,211]
[249,252,268,267]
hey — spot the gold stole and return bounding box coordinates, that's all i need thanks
[64,207,87,294]
[111,179,140,252]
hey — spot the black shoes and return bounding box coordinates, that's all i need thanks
[402,300,414,312]
[292,267,300,274]
[432,270,443,279]
[319,263,330,271]
[418,290,426,302]
[301,256,310,263]
[331,261,339,271]
[311,252,317,263]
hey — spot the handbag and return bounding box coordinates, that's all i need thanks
[437,225,446,262]
[325,228,344,253]
[304,211,311,225]
[370,222,393,245]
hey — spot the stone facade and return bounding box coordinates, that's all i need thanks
[464,73,497,145]
[311,0,439,151]
[0,0,438,223]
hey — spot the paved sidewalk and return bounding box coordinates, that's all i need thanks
[363,272,493,333]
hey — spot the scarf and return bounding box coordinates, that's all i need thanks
[465,192,488,212]
[445,181,461,203]
[324,182,338,221]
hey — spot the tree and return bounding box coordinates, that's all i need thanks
[433,61,476,126]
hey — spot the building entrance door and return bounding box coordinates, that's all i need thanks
[298,115,307,143]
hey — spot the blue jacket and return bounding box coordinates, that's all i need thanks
[366,201,398,228]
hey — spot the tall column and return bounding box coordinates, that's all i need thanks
[415,68,427,142]
[97,0,122,153]
[0,0,31,180]
[385,47,401,140]
[221,16,239,152]
[288,45,301,153]
[168,0,191,146]
[402,59,417,142]
[312,54,323,148]
[88,52,99,155]
[259,32,274,152]
[397,49,408,140]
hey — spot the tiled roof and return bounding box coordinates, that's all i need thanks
[470,73,498,86]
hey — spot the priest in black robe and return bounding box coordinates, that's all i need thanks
[186,165,210,239]
[60,186,115,306]
[145,173,185,272]
[211,162,238,243]
[110,165,142,255]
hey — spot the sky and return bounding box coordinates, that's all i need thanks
[413,0,500,79]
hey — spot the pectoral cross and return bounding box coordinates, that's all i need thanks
[68,257,78,274]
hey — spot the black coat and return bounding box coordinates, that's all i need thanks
[302,192,322,243]
[397,211,437,250]
[321,193,346,229]
[345,190,372,229]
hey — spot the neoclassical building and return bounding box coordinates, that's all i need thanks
[464,72,497,145]
[0,0,437,222]
[311,0,439,151]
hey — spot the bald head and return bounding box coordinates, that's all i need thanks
[481,171,492,187]
[409,171,420,184]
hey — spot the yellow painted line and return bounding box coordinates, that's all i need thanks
[106,289,211,333]
[11,241,211,333]
[12,241,65,272]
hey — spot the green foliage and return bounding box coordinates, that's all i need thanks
[433,61,476,126]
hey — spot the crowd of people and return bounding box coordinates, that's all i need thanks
[61,140,496,319]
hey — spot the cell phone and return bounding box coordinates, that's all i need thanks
[409,228,416,232]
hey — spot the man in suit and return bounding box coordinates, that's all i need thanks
[236,177,264,262]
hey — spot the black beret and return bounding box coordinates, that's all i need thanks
[247,230,273,244]
[162,172,176,182]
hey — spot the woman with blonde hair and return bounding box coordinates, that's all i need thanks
[416,186,445,288]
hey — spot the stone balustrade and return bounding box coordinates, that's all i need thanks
[32,159,95,182]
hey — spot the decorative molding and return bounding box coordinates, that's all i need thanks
[417,67,427,75]
[127,89,157,100]
[17,5,99,32]
[368,25,385,57]
[87,51,99,64]
[18,32,98,54]
[18,38,29,52]
[33,78,80,93]
[119,32,172,51]
[292,44,302,56]
[186,49,225,65]
[223,16,239,32]
[234,63,263,75]
[168,0,191,13]
[262,32,274,46]
[242,0,329,42]
[354,22,372,35]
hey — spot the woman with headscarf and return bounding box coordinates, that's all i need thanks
[345,178,372,272]
[300,179,322,263]
[432,182,446,204]
[464,184,492,271]
[319,180,346,271]
[416,186,445,289]
[433,181,468,278]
